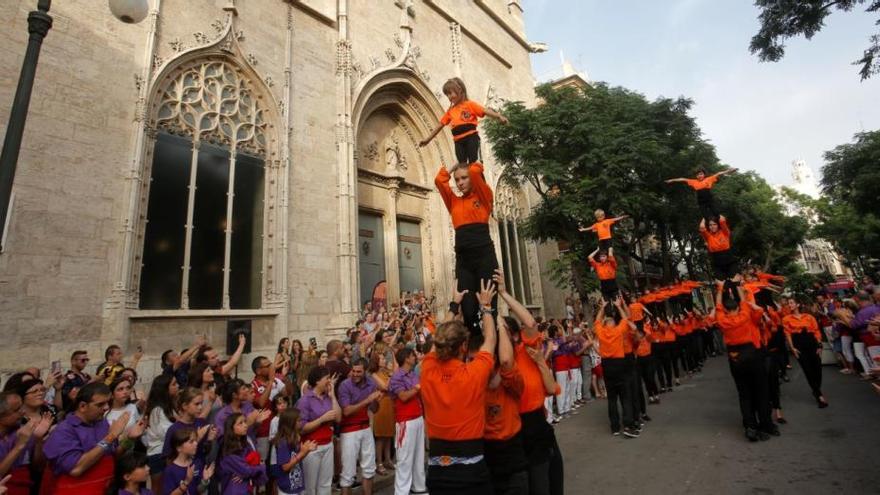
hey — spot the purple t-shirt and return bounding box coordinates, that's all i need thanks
[337,376,377,408]
[270,438,305,494]
[294,389,332,429]
[388,368,419,398]
[213,402,256,439]
[0,425,35,470]
[161,459,204,495]
[43,413,115,475]
[162,418,207,460]
[218,441,268,495]
[119,489,153,495]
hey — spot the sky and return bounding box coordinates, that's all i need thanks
[523,0,880,188]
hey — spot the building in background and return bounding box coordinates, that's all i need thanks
[776,160,850,277]
[0,0,567,377]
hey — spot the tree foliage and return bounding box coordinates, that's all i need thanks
[821,129,880,216]
[485,83,807,303]
[750,0,880,80]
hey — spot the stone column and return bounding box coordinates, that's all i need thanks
[384,182,401,306]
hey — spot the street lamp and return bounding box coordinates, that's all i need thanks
[0,0,149,250]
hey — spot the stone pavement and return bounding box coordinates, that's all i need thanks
[376,356,880,494]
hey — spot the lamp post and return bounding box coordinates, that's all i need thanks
[0,0,149,250]
[0,0,52,249]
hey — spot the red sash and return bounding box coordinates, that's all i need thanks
[301,424,333,445]
[6,466,32,495]
[49,454,115,495]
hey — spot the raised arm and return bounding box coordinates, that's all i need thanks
[664,177,688,184]
[477,279,498,355]
[493,268,538,336]
[587,247,599,261]
[497,316,514,371]
[220,334,247,376]
[419,123,445,147]
[483,107,508,124]
[434,165,454,213]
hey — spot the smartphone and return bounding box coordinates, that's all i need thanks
[51,360,62,375]
[309,337,318,348]
[137,345,143,353]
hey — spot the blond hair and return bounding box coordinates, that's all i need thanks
[594,209,605,217]
[433,320,469,361]
[442,77,468,101]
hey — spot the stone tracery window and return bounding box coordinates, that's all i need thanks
[139,59,267,310]
[495,182,533,305]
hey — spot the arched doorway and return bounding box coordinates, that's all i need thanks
[352,72,453,310]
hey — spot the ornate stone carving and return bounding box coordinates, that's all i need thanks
[385,48,396,63]
[449,22,462,68]
[134,74,145,92]
[336,39,352,76]
[246,53,258,66]
[154,59,269,157]
[362,141,379,162]
[193,32,209,44]
[369,56,381,70]
[385,131,407,172]
[486,83,507,110]
[264,76,274,87]
[212,19,225,33]
[169,37,185,52]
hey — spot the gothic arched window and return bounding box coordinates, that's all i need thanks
[139,60,268,310]
[495,183,533,305]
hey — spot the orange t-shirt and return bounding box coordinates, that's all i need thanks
[636,329,652,356]
[590,218,619,240]
[435,163,494,229]
[782,313,821,341]
[715,303,763,348]
[515,332,558,413]
[662,322,677,342]
[595,318,631,359]
[684,175,719,191]
[484,367,524,441]
[700,217,731,253]
[440,100,486,141]
[590,256,618,280]
[629,302,647,322]
[420,350,494,441]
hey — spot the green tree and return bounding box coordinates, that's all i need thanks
[485,83,807,303]
[821,129,880,216]
[750,0,880,80]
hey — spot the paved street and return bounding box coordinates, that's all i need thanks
[377,356,880,494]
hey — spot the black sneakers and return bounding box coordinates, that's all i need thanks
[622,427,640,438]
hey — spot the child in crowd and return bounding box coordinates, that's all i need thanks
[162,427,215,495]
[218,413,268,495]
[270,408,318,495]
[419,77,508,164]
[110,451,153,495]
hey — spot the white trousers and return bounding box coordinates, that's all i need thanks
[841,335,855,363]
[394,417,426,495]
[544,396,554,423]
[340,427,376,487]
[554,370,570,415]
[853,342,874,375]
[868,346,880,370]
[570,368,583,402]
[302,441,333,495]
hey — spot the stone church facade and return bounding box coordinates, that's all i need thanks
[0,0,566,377]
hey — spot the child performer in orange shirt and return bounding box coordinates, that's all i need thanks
[419,77,508,164]
[699,215,738,283]
[588,247,620,300]
[666,167,737,221]
[435,161,498,334]
[579,209,629,252]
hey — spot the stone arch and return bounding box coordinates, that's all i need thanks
[350,68,455,306]
[128,46,284,309]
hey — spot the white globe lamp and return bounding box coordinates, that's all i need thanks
[108,0,150,24]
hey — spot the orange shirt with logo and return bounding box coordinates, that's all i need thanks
[515,333,559,413]
[440,100,486,141]
[714,303,763,348]
[435,162,494,229]
[420,350,494,441]
[484,367,524,441]
[700,216,731,253]
[590,256,618,281]
[782,313,821,341]
[629,302,647,322]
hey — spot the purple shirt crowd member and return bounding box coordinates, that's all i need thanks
[270,408,318,495]
[162,388,213,462]
[109,451,152,495]
[852,292,880,333]
[43,382,145,495]
[162,426,215,495]
[0,391,52,494]
[213,379,265,441]
[337,359,381,494]
[295,366,340,495]
[218,413,267,495]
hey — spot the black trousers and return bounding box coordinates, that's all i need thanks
[792,333,824,399]
[455,243,499,334]
[727,344,773,431]
[674,337,689,374]
[454,133,481,164]
[697,190,720,222]
[626,355,644,416]
[600,279,619,300]
[765,350,782,409]
[598,238,612,252]
[603,358,635,431]
[710,250,739,280]
[638,354,659,397]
